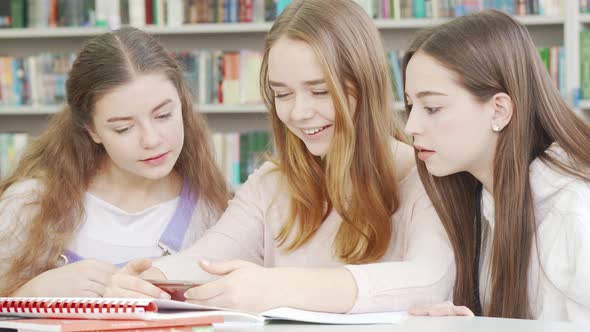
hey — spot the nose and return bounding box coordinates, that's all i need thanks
[140,121,163,149]
[404,104,424,137]
[290,93,315,122]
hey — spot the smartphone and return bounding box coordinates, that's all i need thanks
[145,279,204,301]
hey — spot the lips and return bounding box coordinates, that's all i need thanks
[415,145,436,161]
[141,152,168,162]
[414,145,435,153]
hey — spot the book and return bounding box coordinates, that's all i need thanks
[0,316,217,331]
[0,297,407,325]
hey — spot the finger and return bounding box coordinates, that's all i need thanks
[199,260,253,276]
[184,282,223,301]
[409,305,431,316]
[122,259,153,276]
[428,303,460,316]
[88,268,120,286]
[79,290,102,298]
[452,306,475,316]
[409,302,451,316]
[82,280,107,297]
[113,275,171,299]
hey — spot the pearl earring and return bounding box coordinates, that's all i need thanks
[492,124,501,132]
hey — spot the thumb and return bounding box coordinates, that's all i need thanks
[199,259,254,276]
[122,258,153,276]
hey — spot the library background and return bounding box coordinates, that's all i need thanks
[0,0,589,186]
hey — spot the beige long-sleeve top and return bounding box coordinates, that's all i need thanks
[153,161,455,314]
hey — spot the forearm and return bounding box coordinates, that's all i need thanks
[274,267,357,313]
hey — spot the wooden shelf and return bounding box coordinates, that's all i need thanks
[580,13,590,23]
[0,16,564,39]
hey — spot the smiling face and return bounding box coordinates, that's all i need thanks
[404,52,498,177]
[267,37,338,157]
[88,73,185,181]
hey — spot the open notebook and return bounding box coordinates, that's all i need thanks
[0,297,407,325]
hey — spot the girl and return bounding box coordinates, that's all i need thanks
[0,27,229,297]
[107,0,455,314]
[403,10,590,321]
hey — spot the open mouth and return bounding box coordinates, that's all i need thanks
[302,125,332,136]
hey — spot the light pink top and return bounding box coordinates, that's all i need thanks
[154,162,455,313]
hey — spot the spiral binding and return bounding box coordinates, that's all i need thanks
[0,298,157,315]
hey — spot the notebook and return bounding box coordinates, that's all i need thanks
[0,297,407,325]
[0,317,216,332]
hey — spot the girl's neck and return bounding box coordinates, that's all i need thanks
[88,161,182,213]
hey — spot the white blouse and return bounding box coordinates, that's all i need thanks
[479,143,590,322]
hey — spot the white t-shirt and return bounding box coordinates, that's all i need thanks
[68,193,180,264]
[0,180,218,273]
[479,143,590,322]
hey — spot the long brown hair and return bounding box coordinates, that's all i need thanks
[402,10,590,318]
[260,0,408,263]
[0,26,229,296]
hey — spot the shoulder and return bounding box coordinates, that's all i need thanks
[530,144,590,222]
[0,178,44,207]
[238,161,285,196]
[390,138,416,182]
[0,178,44,238]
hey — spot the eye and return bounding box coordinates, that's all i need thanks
[114,127,131,134]
[156,112,172,119]
[312,90,328,96]
[275,92,292,99]
[424,107,441,114]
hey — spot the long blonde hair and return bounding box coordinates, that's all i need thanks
[0,27,230,296]
[260,0,408,263]
[402,10,590,318]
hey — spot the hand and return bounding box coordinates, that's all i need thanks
[104,259,171,299]
[184,260,280,312]
[13,259,118,297]
[410,301,474,317]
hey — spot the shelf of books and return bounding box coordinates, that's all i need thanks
[0,15,565,40]
[0,0,566,37]
[0,104,269,115]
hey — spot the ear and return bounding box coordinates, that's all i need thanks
[86,125,102,144]
[490,92,513,132]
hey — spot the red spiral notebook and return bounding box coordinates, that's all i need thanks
[0,297,407,325]
[0,297,262,323]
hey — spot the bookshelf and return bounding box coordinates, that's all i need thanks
[0,2,588,137]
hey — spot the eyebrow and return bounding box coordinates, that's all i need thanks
[405,91,448,99]
[269,79,326,88]
[106,99,173,123]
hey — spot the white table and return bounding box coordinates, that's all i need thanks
[215,316,589,332]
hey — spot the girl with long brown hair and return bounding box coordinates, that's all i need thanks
[0,26,229,297]
[403,10,590,321]
[107,0,455,314]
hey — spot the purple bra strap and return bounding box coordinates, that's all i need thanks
[59,181,198,266]
[157,180,198,255]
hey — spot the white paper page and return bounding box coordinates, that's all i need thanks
[261,307,408,325]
